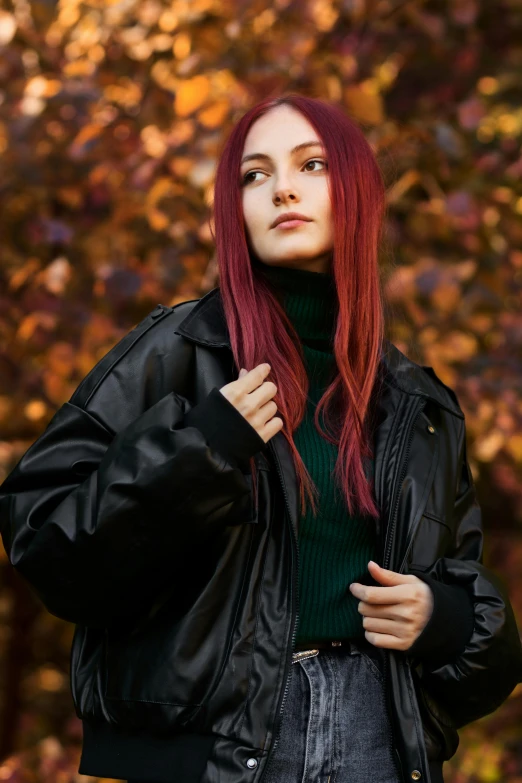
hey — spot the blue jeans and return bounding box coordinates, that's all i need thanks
[262,638,402,783]
[128,640,402,783]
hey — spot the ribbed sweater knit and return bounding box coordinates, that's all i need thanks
[259,262,378,642]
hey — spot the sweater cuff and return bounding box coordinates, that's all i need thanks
[406,569,475,667]
[184,386,267,469]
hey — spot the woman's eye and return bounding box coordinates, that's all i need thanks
[304,159,327,171]
[242,170,263,184]
[242,158,327,185]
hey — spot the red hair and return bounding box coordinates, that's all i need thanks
[212,93,387,521]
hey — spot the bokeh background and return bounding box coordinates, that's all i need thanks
[0,0,521,780]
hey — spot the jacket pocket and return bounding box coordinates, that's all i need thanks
[101,615,206,731]
[408,513,453,567]
[100,523,256,732]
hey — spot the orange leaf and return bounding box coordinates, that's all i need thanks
[175,75,210,117]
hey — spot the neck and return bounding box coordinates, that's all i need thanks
[255,261,337,349]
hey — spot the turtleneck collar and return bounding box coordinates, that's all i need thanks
[254,261,337,349]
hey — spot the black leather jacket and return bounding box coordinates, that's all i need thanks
[1,288,521,783]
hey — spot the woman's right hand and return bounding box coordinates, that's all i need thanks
[219,363,284,444]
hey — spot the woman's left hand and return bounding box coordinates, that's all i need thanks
[349,561,434,651]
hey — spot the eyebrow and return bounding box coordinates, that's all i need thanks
[240,141,325,166]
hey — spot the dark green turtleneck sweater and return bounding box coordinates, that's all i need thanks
[258,262,378,642]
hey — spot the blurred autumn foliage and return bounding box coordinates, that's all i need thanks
[0,0,521,780]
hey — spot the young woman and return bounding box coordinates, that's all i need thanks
[1,94,521,783]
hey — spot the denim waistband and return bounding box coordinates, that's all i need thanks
[292,637,386,676]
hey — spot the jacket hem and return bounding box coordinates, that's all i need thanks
[79,719,216,783]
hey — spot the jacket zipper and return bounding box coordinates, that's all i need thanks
[258,439,300,782]
[383,397,427,569]
[381,395,427,782]
[260,396,427,782]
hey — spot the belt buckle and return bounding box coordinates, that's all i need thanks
[292,649,319,663]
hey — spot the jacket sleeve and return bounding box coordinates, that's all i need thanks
[0,310,266,630]
[409,418,522,728]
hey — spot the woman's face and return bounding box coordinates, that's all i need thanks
[240,105,334,274]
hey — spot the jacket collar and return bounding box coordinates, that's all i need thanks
[174,287,464,419]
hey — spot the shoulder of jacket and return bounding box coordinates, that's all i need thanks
[381,339,465,420]
[69,300,201,409]
[419,364,465,420]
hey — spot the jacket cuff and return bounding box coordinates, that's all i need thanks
[184,386,267,469]
[406,570,475,667]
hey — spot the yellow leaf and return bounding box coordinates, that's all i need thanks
[70,122,104,155]
[198,99,229,129]
[24,400,47,422]
[506,434,522,462]
[175,75,210,117]
[17,312,56,341]
[63,59,95,78]
[344,83,384,125]
[0,11,16,45]
[25,76,62,98]
[147,177,174,207]
[475,430,504,462]
[431,281,461,313]
[148,209,170,231]
[387,169,421,205]
[8,258,41,290]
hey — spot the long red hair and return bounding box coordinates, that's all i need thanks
[212,93,387,521]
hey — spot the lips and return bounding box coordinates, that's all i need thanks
[271,212,312,228]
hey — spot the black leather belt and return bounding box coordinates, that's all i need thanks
[294,639,354,651]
